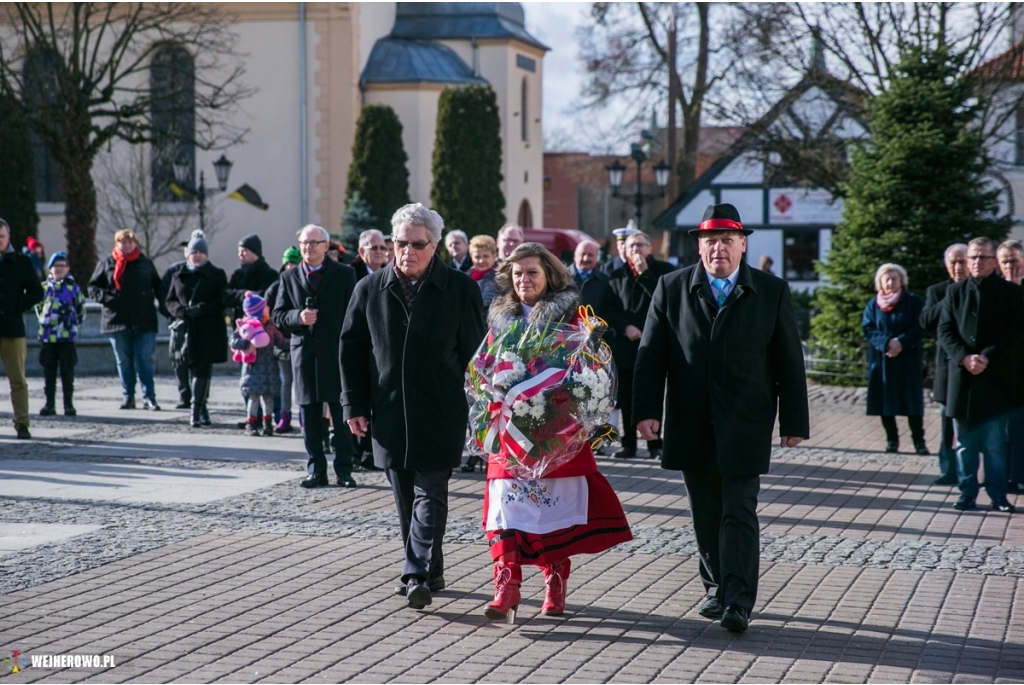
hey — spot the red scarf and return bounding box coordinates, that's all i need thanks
[876,288,902,313]
[470,267,491,281]
[112,246,140,291]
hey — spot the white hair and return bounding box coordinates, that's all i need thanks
[296,224,330,242]
[445,229,468,245]
[874,263,908,291]
[944,243,968,262]
[358,229,385,248]
[391,203,444,244]
[498,223,524,240]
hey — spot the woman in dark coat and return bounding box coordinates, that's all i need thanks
[165,235,228,427]
[863,263,926,454]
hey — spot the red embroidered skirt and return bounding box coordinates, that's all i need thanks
[483,470,633,566]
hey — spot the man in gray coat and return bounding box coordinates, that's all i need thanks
[341,203,485,611]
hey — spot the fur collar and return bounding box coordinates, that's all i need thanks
[487,288,580,331]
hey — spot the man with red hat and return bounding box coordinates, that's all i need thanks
[633,203,809,633]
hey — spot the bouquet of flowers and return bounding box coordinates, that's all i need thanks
[466,306,617,480]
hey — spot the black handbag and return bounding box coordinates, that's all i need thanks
[168,290,195,365]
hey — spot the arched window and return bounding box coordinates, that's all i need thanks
[517,199,533,228]
[150,44,195,202]
[521,77,528,142]
[22,49,64,203]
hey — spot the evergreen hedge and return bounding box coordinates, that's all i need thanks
[0,94,40,249]
[345,104,410,233]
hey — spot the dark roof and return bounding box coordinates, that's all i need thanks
[391,2,548,52]
[361,39,487,87]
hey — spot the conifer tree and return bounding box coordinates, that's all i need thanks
[345,105,410,233]
[430,85,505,237]
[338,192,376,253]
[0,93,40,248]
[812,45,1010,355]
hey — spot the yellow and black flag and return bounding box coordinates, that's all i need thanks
[229,184,269,211]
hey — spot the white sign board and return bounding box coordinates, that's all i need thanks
[768,188,843,224]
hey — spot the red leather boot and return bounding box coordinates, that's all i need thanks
[541,558,571,615]
[484,561,522,623]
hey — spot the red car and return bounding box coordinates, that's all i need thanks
[521,228,594,263]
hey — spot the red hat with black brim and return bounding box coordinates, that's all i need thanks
[687,203,753,236]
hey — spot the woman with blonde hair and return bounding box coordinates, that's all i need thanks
[468,234,499,309]
[863,263,927,454]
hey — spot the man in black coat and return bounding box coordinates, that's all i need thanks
[570,239,628,349]
[938,236,1024,514]
[599,224,639,276]
[341,203,485,610]
[0,219,44,439]
[349,229,389,283]
[160,232,205,410]
[225,233,278,320]
[88,229,164,410]
[634,204,809,633]
[444,229,472,272]
[607,231,676,459]
[919,243,968,485]
[272,224,357,489]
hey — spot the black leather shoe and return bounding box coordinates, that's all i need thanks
[120,398,136,410]
[992,500,1016,513]
[953,496,976,511]
[648,447,662,460]
[934,475,958,486]
[15,423,31,440]
[406,579,432,609]
[698,596,723,619]
[337,475,357,488]
[394,576,446,596]
[39,404,56,416]
[300,474,329,488]
[885,441,899,453]
[613,447,637,459]
[143,399,161,411]
[721,605,749,633]
[175,400,191,410]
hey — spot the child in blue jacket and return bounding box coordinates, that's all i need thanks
[35,252,85,416]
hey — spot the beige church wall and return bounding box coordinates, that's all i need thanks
[356,2,396,74]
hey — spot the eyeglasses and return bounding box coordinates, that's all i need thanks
[391,236,433,251]
[365,245,389,252]
[967,255,995,261]
[299,240,326,247]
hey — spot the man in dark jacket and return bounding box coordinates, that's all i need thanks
[634,204,809,633]
[160,231,205,409]
[570,239,628,351]
[998,239,1024,493]
[349,229,388,282]
[225,233,278,320]
[919,243,968,485]
[0,219,44,439]
[88,229,164,410]
[444,229,472,271]
[599,224,640,276]
[341,203,485,610]
[273,224,357,489]
[607,231,675,459]
[938,236,1024,514]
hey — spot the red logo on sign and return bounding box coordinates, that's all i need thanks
[773,194,792,214]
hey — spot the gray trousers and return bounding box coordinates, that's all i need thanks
[387,468,451,583]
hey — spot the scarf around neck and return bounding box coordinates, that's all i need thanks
[470,267,491,281]
[112,246,140,291]
[876,288,902,313]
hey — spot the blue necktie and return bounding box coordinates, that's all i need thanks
[712,278,729,307]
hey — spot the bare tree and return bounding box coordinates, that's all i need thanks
[0,3,252,282]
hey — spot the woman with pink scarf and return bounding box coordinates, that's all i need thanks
[862,263,927,454]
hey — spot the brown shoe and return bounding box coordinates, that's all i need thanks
[15,423,31,440]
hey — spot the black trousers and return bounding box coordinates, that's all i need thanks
[880,415,924,444]
[683,455,761,613]
[618,368,663,451]
[39,342,76,403]
[172,359,191,404]
[387,468,451,583]
[300,401,352,479]
[939,407,957,481]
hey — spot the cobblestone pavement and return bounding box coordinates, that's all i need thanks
[2,376,1023,683]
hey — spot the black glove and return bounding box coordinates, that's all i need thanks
[185,305,202,319]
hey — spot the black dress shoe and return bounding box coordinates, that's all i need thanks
[648,447,662,460]
[992,499,1016,513]
[300,474,329,488]
[120,398,136,410]
[406,579,432,609]
[914,442,929,456]
[337,475,357,488]
[953,495,976,511]
[885,441,899,453]
[613,447,637,459]
[934,475,958,486]
[698,596,723,619]
[394,576,446,596]
[721,605,749,633]
[175,400,191,410]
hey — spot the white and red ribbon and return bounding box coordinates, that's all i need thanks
[484,366,568,460]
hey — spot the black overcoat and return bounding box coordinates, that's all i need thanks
[633,261,810,476]
[938,272,1024,425]
[272,258,355,406]
[225,258,279,319]
[0,248,43,338]
[165,261,229,369]
[340,257,486,471]
[862,293,925,417]
[607,258,676,370]
[920,280,953,404]
[87,253,163,334]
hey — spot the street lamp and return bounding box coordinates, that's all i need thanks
[606,143,670,224]
[172,153,234,232]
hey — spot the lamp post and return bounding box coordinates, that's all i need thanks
[173,154,234,232]
[606,145,670,225]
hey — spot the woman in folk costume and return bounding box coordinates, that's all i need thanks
[479,242,632,621]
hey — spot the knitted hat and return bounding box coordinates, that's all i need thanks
[26,236,43,250]
[47,251,68,268]
[180,229,206,248]
[187,234,209,256]
[282,246,301,265]
[239,233,263,257]
[242,290,266,318]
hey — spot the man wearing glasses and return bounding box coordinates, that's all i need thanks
[341,203,485,610]
[350,229,389,282]
[272,224,358,489]
[939,236,1024,513]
